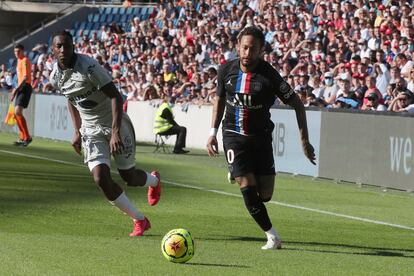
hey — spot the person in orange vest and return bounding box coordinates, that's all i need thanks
[10,43,32,146]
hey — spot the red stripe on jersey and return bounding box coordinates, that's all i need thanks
[243,73,251,134]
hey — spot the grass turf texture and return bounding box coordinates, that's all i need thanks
[0,132,413,275]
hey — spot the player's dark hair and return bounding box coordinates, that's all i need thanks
[14,43,24,50]
[52,30,73,43]
[237,26,265,48]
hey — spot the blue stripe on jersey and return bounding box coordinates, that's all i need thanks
[234,70,243,133]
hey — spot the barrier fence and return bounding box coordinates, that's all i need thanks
[0,93,412,192]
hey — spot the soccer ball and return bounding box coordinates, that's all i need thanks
[161,228,194,263]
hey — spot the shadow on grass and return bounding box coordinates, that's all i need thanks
[286,246,413,258]
[285,240,414,254]
[184,262,249,268]
[197,235,414,258]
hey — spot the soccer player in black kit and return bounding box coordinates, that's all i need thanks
[207,26,316,250]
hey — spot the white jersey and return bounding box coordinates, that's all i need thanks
[50,54,112,127]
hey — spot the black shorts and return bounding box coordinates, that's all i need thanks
[14,83,32,108]
[222,131,275,178]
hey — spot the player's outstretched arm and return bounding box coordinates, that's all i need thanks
[102,82,124,155]
[67,100,82,155]
[288,94,316,165]
[206,95,225,157]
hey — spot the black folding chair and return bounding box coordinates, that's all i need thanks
[154,134,171,153]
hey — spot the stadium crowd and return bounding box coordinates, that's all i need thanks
[1,0,414,112]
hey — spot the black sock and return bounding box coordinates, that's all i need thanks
[240,186,272,232]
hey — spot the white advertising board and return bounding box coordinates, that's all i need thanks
[34,94,73,141]
[271,109,321,176]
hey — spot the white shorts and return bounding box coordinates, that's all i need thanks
[80,115,136,171]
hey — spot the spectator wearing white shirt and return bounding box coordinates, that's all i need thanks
[395,53,414,81]
[373,50,390,97]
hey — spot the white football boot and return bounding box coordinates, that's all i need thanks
[261,236,283,250]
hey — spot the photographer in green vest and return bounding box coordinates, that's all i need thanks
[154,97,189,154]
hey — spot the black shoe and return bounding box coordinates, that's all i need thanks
[14,139,24,146]
[173,149,189,154]
[21,138,32,147]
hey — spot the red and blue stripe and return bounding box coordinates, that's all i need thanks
[234,70,251,135]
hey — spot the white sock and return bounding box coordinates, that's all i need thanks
[143,172,158,187]
[110,192,145,220]
[265,227,280,240]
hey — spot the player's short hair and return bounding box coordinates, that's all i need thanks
[237,26,265,48]
[14,43,24,50]
[52,30,73,43]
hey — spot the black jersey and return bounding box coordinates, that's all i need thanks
[217,59,295,136]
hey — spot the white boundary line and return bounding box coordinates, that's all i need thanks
[1,149,413,231]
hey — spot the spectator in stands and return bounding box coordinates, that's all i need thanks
[123,0,132,8]
[373,50,391,96]
[407,68,414,93]
[389,66,401,86]
[395,53,414,81]
[0,64,6,81]
[320,71,339,104]
[0,64,9,90]
[336,73,356,99]
[362,75,382,109]
[310,75,323,98]
[362,92,387,111]
[388,91,414,112]
[32,43,48,67]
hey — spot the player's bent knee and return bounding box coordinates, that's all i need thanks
[93,173,108,187]
[260,196,272,203]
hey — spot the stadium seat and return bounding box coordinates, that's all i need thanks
[119,7,127,15]
[32,53,39,64]
[7,58,14,69]
[76,29,83,37]
[92,14,100,23]
[28,52,35,63]
[104,7,112,14]
[112,7,120,14]
[126,14,134,22]
[100,14,107,23]
[156,20,163,29]
[154,134,171,154]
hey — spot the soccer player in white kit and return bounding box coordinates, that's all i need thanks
[50,31,160,236]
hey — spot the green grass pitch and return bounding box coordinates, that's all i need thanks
[0,132,413,275]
